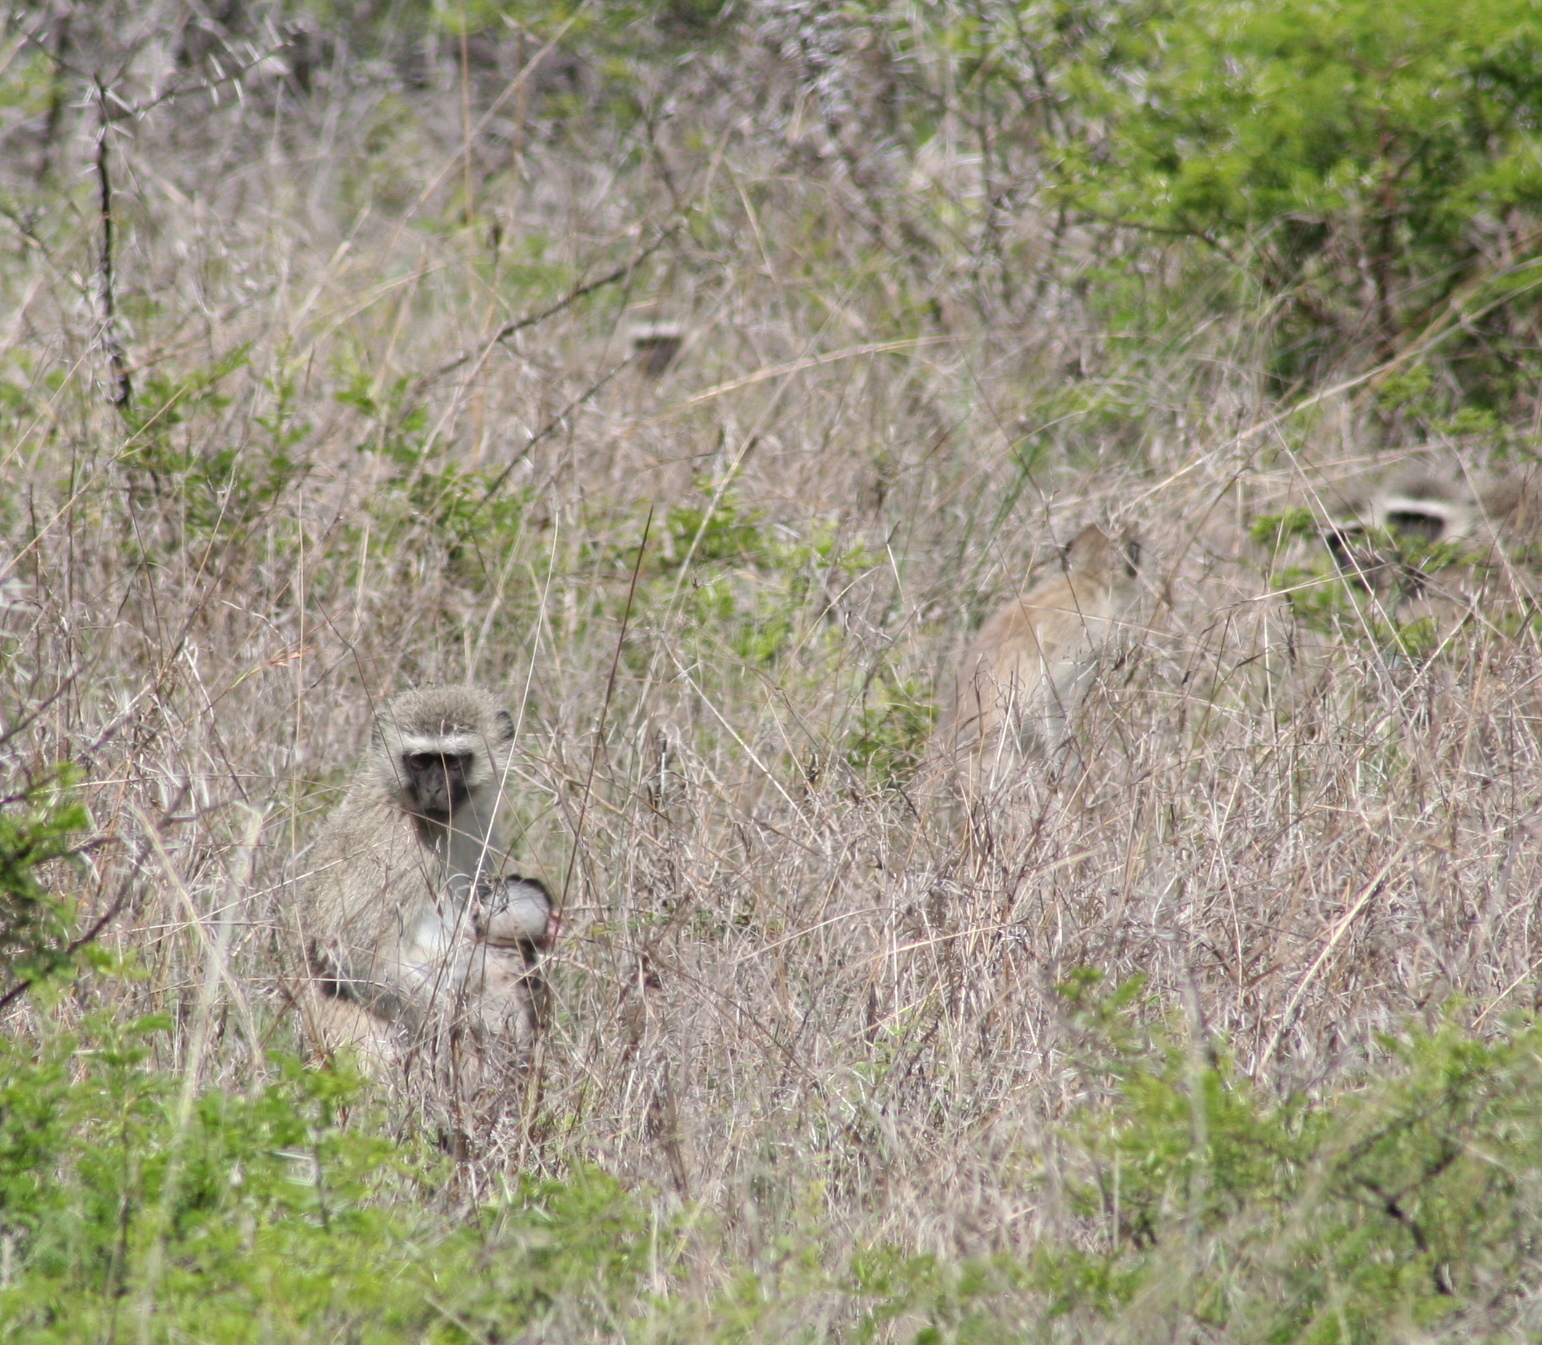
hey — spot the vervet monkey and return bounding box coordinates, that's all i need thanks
[296,686,550,1081]
[1322,469,1539,603]
[936,524,1142,795]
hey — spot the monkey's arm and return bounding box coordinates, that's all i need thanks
[306,930,426,1030]
[302,800,442,1029]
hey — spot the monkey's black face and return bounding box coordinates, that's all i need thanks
[402,751,474,820]
[1383,509,1448,545]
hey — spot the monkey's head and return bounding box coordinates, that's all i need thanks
[1064,523,1142,589]
[370,686,516,823]
[1376,492,1471,548]
[1321,473,1481,590]
[475,874,553,951]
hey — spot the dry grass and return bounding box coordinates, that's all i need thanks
[3,6,1542,1328]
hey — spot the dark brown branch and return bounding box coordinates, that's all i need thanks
[35,8,72,184]
[430,223,681,383]
[93,77,131,412]
[475,352,637,507]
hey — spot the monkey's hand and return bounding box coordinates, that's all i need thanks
[474,875,553,950]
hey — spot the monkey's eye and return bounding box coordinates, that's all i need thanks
[405,752,473,776]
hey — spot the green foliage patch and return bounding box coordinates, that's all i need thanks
[117,346,318,540]
[0,1010,654,1344]
[0,766,90,999]
[1055,0,1542,394]
[844,670,935,786]
[608,485,883,674]
[8,966,1542,1342]
[1032,972,1542,1341]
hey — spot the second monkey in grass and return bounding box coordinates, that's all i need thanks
[935,523,1142,801]
[1321,468,1539,609]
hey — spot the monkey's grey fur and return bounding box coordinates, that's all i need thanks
[296,686,550,1091]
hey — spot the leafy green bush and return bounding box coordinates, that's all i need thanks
[119,347,315,539]
[1060,0,1542,392]
[708,976,1542,1342]
[0,1007,656,1344]
[606,486,882,672]
[11,966,1542,1343]
[844,671,935,786]
[1037,973,1542,1342]
[0,766,90,1001]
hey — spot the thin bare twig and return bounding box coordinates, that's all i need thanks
[430,224,681,384]
[553,506,654,937]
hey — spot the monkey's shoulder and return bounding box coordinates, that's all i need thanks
[970,592,1046,653]
[1033,576,1126,639]
[305,792,434,891]
[967,583,1120,679]
[313,784,418,844]
[971,576,1091,655]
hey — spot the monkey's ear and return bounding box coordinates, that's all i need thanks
[494,709,515,742]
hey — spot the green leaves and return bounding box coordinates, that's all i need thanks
[0,765,89,997]
[0,1012,655,1344]
[1039,976,1542,1341]
[1055,0,1542,390]
[10,970,1542,1343]
[1069,0,1542,242]
[844,672,935,785]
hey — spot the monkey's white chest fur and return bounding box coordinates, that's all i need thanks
[396,900,515,1013]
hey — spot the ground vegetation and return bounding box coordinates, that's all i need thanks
[4,1,1542,1339]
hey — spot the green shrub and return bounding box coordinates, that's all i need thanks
[1037,974,1542,1341]
[607,487,882,674]
[844,671,935,786]
[1059,0,1542,394]
[0,765,90,1000]
[12,969,1542,1343]
[119,347,315,539]
[0,1007,657,1344]
[1249,508,1319,550]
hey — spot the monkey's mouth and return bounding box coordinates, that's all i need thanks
[403,750,473,819]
